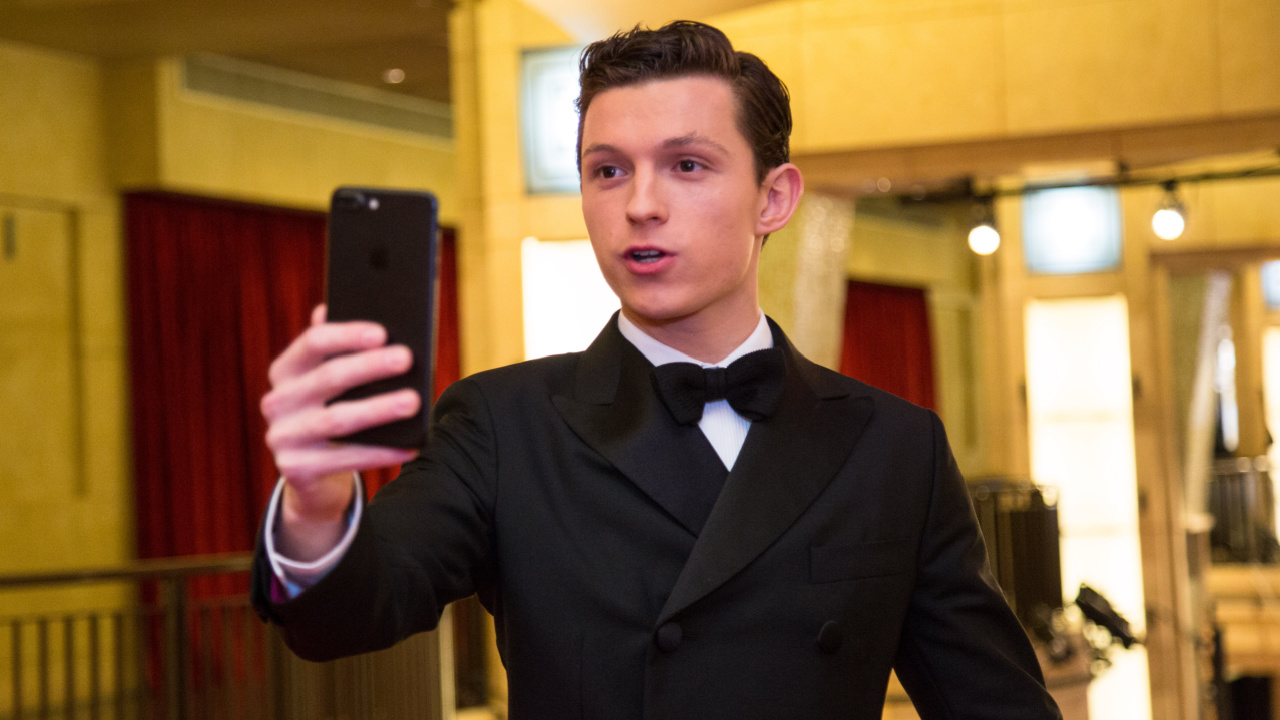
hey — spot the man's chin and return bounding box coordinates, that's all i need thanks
[616,299,716,330]
[618,303,697,329]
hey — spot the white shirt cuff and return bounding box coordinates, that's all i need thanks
[263,473,364,599]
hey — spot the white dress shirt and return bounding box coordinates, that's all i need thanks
[266,310,773,595]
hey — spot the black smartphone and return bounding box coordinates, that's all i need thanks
[324,186,439,449]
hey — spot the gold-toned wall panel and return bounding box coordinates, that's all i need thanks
[1003,0,1220,134]
[799,12,1005,149]
[1198,177,1280,245]
[519,196,587,241]
[758,219,801,332]
[800,0,1001,23]
[103,60,160,190]
[0,39,155,619]
[1218,0,1280,115]
[0,207,94,610]
[0,43,106,202]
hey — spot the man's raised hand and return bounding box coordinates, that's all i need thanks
[260,305,420,560]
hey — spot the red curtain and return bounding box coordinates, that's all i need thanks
[125,192,459,579]
[838,280,937,411]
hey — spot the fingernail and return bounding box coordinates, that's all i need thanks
[399,391,419,413]
[389,346,412,369]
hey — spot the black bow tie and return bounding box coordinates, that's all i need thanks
[651,348,786,426]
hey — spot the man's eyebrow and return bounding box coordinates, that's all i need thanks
[580,134,730,159]
[580,143,618,158]
[662,133,729,155]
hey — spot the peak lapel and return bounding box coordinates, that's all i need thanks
[658,323,873,624]
[552,318,728,536]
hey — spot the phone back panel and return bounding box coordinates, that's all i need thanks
[325,187,438,449]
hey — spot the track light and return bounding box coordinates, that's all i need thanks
[968,197,1000,255]
[1152,180,1186,240]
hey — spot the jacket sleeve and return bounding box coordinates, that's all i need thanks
[250,377,499,662]
[892,412,1062,719]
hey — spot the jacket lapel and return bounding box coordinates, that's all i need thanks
[552,316,728,536]
[657,320,873,624]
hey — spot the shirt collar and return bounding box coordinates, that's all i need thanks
[616,310,772,368]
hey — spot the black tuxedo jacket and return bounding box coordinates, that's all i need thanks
[252,317,1060,719]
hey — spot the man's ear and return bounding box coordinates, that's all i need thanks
[756,163,804,237]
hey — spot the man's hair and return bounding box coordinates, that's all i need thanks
[576,21,792,184]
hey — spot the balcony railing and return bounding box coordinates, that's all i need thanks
[0,554,448,720]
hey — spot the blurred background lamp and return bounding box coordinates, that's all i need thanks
[1151,180,1186,240]
[968,195,1000,255]
[969,223,1000,255]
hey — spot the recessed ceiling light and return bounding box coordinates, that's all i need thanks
[383,68,406,84]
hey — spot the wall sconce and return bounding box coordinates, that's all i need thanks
[968,196,1000,255]
[1151,180,1186,240]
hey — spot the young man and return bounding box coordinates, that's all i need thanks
[253,21,1060,719]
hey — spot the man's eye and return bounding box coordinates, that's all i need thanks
[677,160,700,173]
[598,166,619,179]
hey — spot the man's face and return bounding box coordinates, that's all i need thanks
[579,75,768,330]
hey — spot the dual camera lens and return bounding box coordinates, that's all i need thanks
[333,191,380,212]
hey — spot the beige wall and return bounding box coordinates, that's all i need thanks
[0,40,130,616]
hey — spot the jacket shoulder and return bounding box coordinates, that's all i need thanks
[442,351,581,404]
[801,360,940,444]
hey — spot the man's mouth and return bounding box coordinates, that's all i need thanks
[629,249,667,263]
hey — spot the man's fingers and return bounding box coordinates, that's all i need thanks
[262,345,413,420]
[268,321,389,387]
[266,388,421,451]
[277,444,419,486]
[263,305,419,490]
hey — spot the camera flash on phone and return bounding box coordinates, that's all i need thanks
[368,198,380,210]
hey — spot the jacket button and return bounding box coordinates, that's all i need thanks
[817,620,843,654]
[655,622,683,653]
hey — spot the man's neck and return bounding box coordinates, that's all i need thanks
[620,305,763,364]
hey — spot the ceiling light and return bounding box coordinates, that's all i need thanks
[383,68,406,84]
[1151,180,1186,240]
[968,197,1000,255]
[969,223,1000,255]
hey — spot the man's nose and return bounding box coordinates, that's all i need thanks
[625,166,666,224]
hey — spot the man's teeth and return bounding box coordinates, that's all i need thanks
[631,249,664,263]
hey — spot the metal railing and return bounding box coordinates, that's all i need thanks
[0,554,446,720]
